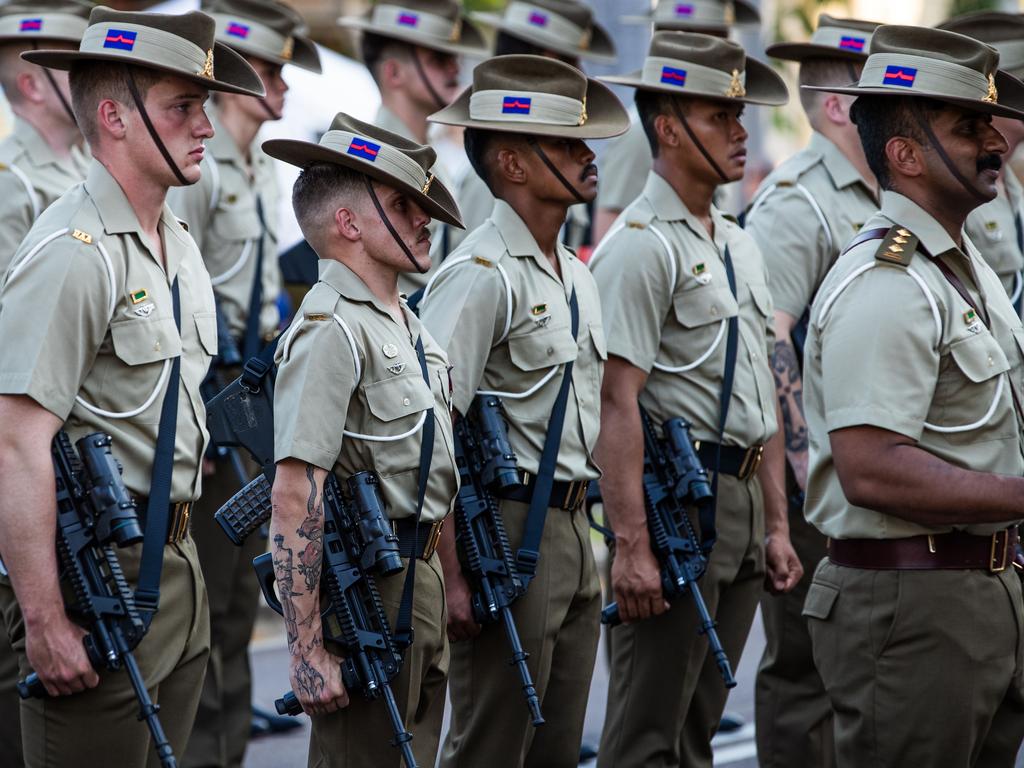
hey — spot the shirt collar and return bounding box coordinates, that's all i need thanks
[489,199,575,281]
[13,117,62,167]
[643,171,730,251]
[880,190,962,258]
[206,108,248,165]
[318,257,402,316]
[809,131,873,193]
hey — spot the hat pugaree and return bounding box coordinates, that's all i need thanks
[938,12,1024,79]
[427,54,630,139]
[804,25,1024,121]
[620,0,759,34]
[471,0,617,63]
[602,31,788,106]
[0,0,90,45]
[767,14,881,63]
[22,5,266,97]
[263,112,463,228]
[203,0,321,73]
[339,0,487,59]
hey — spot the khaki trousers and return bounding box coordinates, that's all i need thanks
[0,536,210,768]
[308,552,449,768]
[755,489,834,768]
[441,499,602,768]
[183,455,263,768]
[806,558,1024,768]
[0,584,24,768]
[598,474,765,768]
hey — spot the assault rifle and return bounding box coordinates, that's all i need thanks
[200,304,248,486]
[453,395,543,726]
[17,432,177,767]
[601,411,737,688]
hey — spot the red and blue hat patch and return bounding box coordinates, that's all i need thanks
[397,12,419,27]
[103,28,137,51]
[839,36,865,52]
[226,21,250,39]
[347,137,381,162]
[501,96,532,115]
[660,66,687,87]
[674,3,694,16]
[528,11,548,27]
[883,65,917,87]
[19,18,42,32]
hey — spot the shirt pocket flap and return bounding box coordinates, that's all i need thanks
[749,283,773,317]
[364,373,433,422]
[673,286,739,329]
[212,208,260,242]
[950,332,1010,383]
[507,325,579,372]
[801,580,839,620]
[194,311,218,356]
[110,316,180,366]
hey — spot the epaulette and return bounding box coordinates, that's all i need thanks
[471,255,496,268]
[874,225,917,267]
[625,220,647,230]
[301,281,343,320]
[70,228,93,244]
[768,149,822,185]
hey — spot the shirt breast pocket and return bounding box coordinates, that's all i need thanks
[929,331,1011,435]
[362,372,434,478]
[663,286,738,371]
[93,316,181,423]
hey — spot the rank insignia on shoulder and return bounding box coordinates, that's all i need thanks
[473,256,494,268]
[985,221,999,232]
[874,226,917,267]
[71,229,92,244]
[130,288,148,304]
[305,312,329,321]
[692,262,712,284]
[626,221,646,229]
[531,303,548,316]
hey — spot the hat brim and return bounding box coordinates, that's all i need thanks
[766,41,868,63]
[427,77,630,139]
[804,69,1024,120]
[223,33,322,73]
[601,56,788,106]
[469,12,616,62]
[22,39,266,96]
[338,15,489,58]
[620,0,760,29]
[262,137,463,228]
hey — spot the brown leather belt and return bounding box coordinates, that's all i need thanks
[696,441,765,481]
[136,499,193,544]
[828,527,1019,572]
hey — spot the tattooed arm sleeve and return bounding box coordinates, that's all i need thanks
[771,310,809,490]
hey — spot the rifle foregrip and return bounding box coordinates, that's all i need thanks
[600,603,622,627]
[215,474,272,545]
[17,673,45,699]
[276,691,303,716]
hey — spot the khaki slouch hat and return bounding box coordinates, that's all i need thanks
[204,0,320,73]
[767,14,881,63]
[339,0,487,58]
[0,0,90,45]
[472,0,617,63]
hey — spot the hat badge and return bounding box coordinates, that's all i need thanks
[449,16,462,42]
[725,69,745,98]
[579,26,592,50]
[198,48,215,79]
[422,172,435,195]
[984,73,998,104]
[578,95,588,126]
[724,2,736,25]
[281,36,294,61]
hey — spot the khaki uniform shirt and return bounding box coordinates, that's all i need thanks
[964,168,1024,307]
[274,259,457,523]
[591,171,778,446]
[805,191,1024,539]
[167,109,281,340]
[419,199,605,481]
[745,131,878,320]
[0,117,90,274]
[595,114,649,214]
[0,161,216,502]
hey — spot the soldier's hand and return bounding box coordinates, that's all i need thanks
[445,569,481,642]
[611,541,669,623]
[290,645,348,715]
[25,613,98,697]
[764,532,804,594]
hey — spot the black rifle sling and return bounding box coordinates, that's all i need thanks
[393,335,435,649]
[516,287,579,585]
[242,196,267,359]
[135,278,182,624]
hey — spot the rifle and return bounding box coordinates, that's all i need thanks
[17,432,177,767]
[205,366,418,767]
[200,303,248,486]
[600,410,737,689]
[452,395,543,726]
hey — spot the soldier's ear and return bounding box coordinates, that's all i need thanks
[96,98,128,141]
[885,135,924,181]
[654,113,681,150]
[335,205,362,243]
[15,70,46,105]
[494,146,527,187]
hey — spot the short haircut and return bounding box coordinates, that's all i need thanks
[69,61,162,144]
[292,163,367,252]
[798,57,860,124]
[636,89,688,158]
[849,95,946,189]
[361,32,412,82]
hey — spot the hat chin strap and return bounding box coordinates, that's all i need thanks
[526,136,587,204]
[30,42,76,125]
[670,98,730,185]
[124,68,190,186]
[362,175,429,274]
[257,97,281,121]
[910,99,990,204]
[411,47,447,111]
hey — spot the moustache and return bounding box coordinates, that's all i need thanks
[416,228,431,243]
[580,163,598,182]
[977,154,1003,174]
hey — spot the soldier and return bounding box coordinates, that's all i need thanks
[591,32,801,768]
[418,55,629,766]
[450,0,617,253]
[593,0,759,242]
[939,12,1024,315]
[801,25,1024,766]
[164,1,321,764]
[0,6,264,766]
[263,112,462,767]
[743,15,880,768]
[338,0,486,297]
[0,0,90,275]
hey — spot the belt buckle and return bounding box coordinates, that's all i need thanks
[990,529,1009,572]
[423,518,444,559]
[738,444,765,480]
[169,502,191,543]
[565,481,588,511]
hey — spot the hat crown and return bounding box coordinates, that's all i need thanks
[87,6,216,55]
[326,112,436,174]
[648,30,745,75]
[514,0,593,29]
[815,13,881,35]
[938,11,1024,47]
[470,54,588,103]
[1,0,90,20]
[202,0,304,37]
[375,0,462,23]
[869,25,999,78]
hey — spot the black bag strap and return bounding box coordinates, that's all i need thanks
[393,335,435,649]
[135,278,182,623]
[242,196,267,360]
[515,287,579,586]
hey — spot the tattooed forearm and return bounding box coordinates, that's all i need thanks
[294,656,326,700]
[296,464,325,593]
[273,533,300,651]
[772,339,809,454]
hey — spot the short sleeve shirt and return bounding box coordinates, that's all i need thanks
[0,161,217,501]
[595,112,650,214]
[0,118,90,274]
[419,199,606,481]
[804,191,1024,539]
[964,168,1024,306]
[274,259,458,523]
[591,171,778,447]
[167,109,281,341]
[745,131,878,320]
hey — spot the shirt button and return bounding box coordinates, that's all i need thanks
[989,356,994,367]
[547,347,554,355]
[403,397,411,406]
[710,306,719,317]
